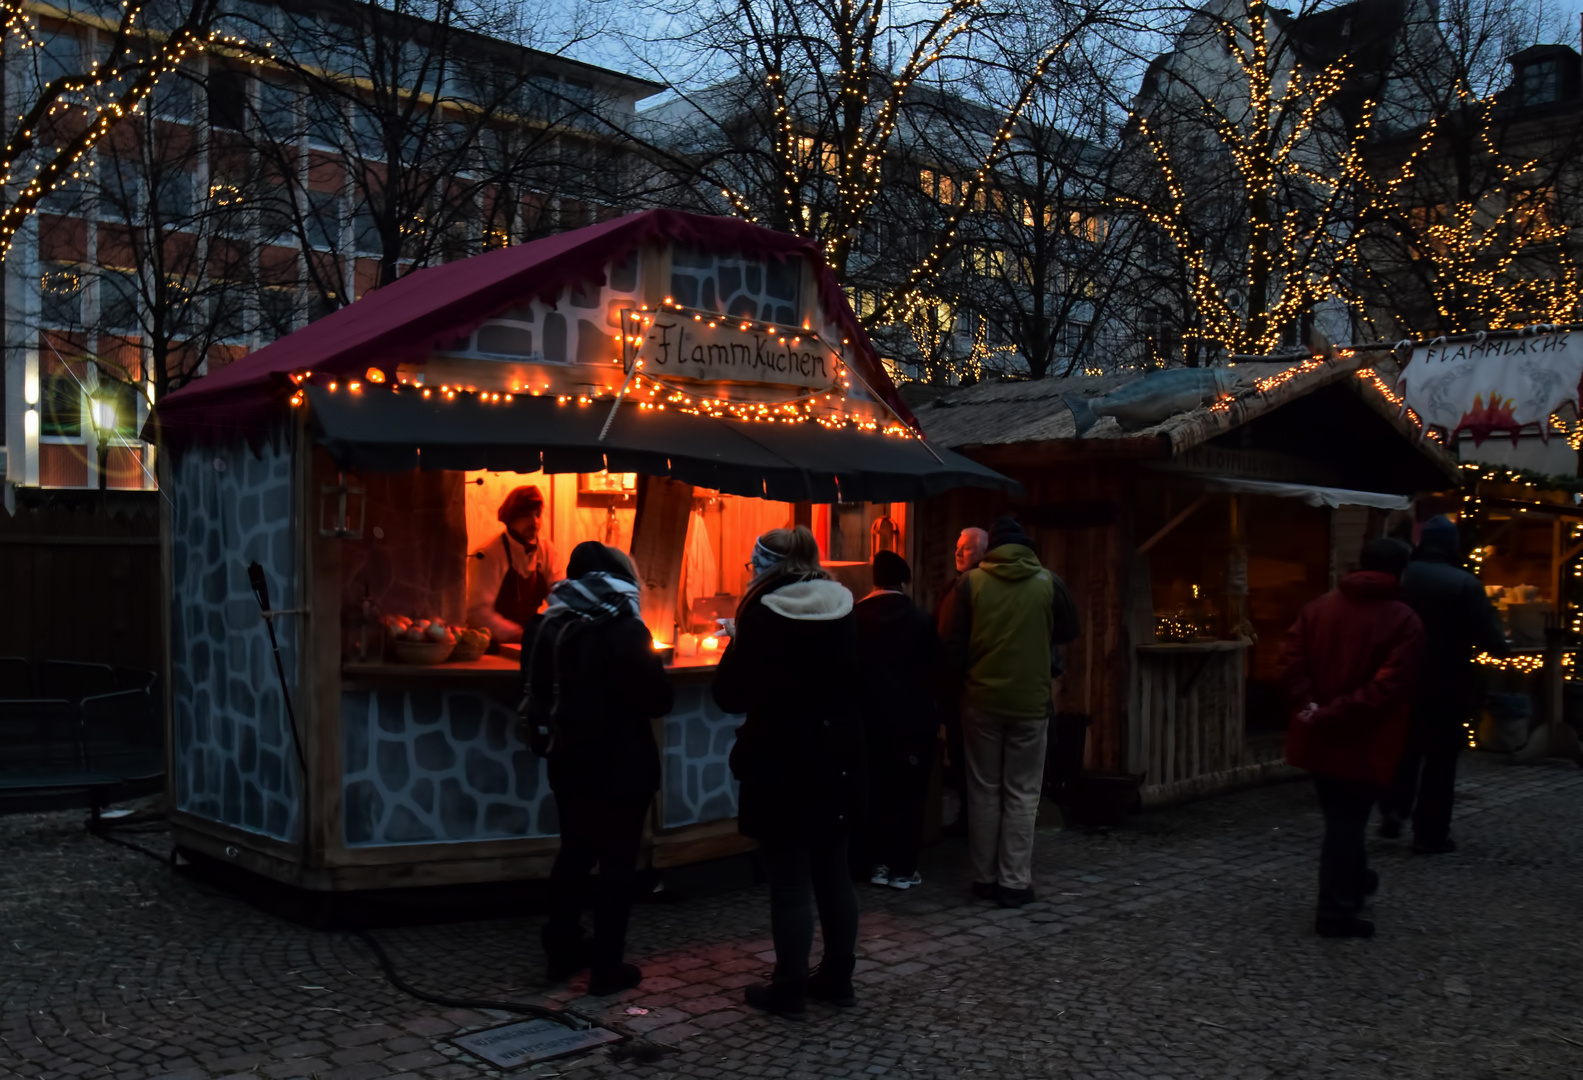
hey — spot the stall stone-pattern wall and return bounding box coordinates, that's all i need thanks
[341,688,558,845]
[669,246,800,325]
[663,681,742,827]
[170,438,301,841]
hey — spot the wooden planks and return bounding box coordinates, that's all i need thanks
[1135,644,1249,797]
[629,474,694,640]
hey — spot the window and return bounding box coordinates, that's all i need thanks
[261,286,298,340]
[35,31,81,93]
[154,169,194,222]
[208,67,248,131]
[1520,60,1560,107]
[353,201,382,255]
[1068,211,1106,242]
[257,80,300,141]
[352,104,384,158]
[41,263,83,327]
[40,372,83,437]
[305,189,341,250]
[306,94,342,151]
[213,291,247,342]
[151,71,195,122]
[937,175,958,206]
[98,155,141,222]
[99,268,142,333]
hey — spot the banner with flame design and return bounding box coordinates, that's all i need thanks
[1398,332,1583,444]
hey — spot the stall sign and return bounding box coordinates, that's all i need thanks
[628,309,835,390]
[1399,331,1583,443]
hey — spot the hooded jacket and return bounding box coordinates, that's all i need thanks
[713,575,866,843]
[1400,521,1507,719]
[854,590,940,740]
[1280,570,1425,786]
[948,543,1081,719]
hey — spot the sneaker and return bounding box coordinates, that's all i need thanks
[869,865,891,886]
[1315,916,1375,939]
[744,981,807,1017]
[888,871,922,890]
[587,963,643,996]
[1412,837,1457,855]
[997,885,1037,908]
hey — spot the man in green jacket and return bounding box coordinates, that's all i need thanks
[947,515,1080,907]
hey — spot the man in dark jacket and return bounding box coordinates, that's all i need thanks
[947,515,1080,908]
[856,550,940,890]
[1281,538,1424,939]
[524,542,673,996]
[1380,516,1507,853]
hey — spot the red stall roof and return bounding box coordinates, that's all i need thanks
[153,209,915,444]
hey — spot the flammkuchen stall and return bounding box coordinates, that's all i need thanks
[151,210,1015,890]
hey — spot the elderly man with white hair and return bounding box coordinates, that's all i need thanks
[934,526,989,833]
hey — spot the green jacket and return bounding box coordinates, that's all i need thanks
[949,544,1081,719]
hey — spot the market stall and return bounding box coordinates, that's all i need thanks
[1396,327,1583,758]
[910,353,1459,807]
[151,209,1016,890]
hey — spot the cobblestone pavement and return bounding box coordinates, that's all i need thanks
[4,755,1582,1080]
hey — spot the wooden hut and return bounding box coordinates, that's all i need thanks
[911,354,1460,806]
[150,210,1015,890]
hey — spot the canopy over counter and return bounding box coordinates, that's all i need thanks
[307,385,1018,503]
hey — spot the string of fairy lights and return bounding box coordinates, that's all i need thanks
[1,4,256,258]
[287,298,917,438]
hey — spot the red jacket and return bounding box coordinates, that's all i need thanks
[1280,571,1425,786]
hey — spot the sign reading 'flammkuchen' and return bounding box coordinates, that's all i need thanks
[632,310,835,390]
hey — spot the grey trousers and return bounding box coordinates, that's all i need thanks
[962,705,1048,891]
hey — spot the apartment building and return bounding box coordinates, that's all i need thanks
[3,0,662,490]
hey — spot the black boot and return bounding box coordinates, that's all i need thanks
[744,976,807,1017]
[588,963,643,996]
[541,924,592,982]
[807,957,856,1007]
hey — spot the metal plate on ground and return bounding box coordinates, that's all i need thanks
[452,1019,622,1068]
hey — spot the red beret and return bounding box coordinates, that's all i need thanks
[497,484,545,522]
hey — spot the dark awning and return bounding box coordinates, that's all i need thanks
[307,386,1022,504]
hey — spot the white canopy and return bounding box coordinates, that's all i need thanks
[1201,475,1411,510]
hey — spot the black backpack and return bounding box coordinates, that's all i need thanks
[516,613,579,757]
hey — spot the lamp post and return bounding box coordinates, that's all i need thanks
[89,390,117,491]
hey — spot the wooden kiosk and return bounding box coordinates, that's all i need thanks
[910,354,1461,807]
[152,210,1015,890]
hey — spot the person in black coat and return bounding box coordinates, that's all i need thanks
[856,550,940,890]
[713,525,864,1017]
[1380,516,1507,852]
[522,542,673,996]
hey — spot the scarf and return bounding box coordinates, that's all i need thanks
[542,571,641,622]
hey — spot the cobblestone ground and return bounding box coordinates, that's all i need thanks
[4,755,1582,1080]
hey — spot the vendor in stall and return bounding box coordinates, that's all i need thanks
[466,484,559,643]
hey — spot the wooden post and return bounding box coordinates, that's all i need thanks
[630,474,694,642]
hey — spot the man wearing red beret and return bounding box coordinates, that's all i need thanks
[466,484,560,643]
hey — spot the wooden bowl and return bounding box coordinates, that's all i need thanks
[389,638,456,665]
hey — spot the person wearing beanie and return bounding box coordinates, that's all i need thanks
[1281,537,1424,939]
[1380,516,1507,853]
[854,550,940,891]
[945,514,1080,908]
[467,484,559,643]
[525,542,673,996]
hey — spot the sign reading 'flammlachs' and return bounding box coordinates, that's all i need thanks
[1399,331,1583,443]
[634,312,834,390]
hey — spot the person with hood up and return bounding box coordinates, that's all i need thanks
[522,542,673,996]
[946,515,1080,908]
[1281,538,1424,939]
[1380,516,1507,853]
[713,526,865,1017]
[855,549,940,891]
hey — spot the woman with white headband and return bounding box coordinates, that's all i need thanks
[714,525,865,1017]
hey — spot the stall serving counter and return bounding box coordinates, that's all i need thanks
[153,209,1016,890]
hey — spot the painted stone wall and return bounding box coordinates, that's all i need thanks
[662,681,742,828]
[170,435,301,841]
[341,688,558,845]
[668,245,800,325]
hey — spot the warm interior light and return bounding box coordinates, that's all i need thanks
[701,636,719,651]
[652,637,669,651]
[365,367,385,383]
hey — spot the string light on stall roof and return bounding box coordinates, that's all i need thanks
[1474,651,1549,673]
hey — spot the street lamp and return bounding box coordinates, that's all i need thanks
[89,390,118,491]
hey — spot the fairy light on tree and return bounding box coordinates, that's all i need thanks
[0,0,237,259]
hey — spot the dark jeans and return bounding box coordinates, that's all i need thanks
[1313,775,1380,921]
[543,798,645,975]
[865,732,936,877]
[1384,736,1460,845]
[759,832,860,985]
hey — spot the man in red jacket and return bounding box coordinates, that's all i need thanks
[1281,538,1424,939]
